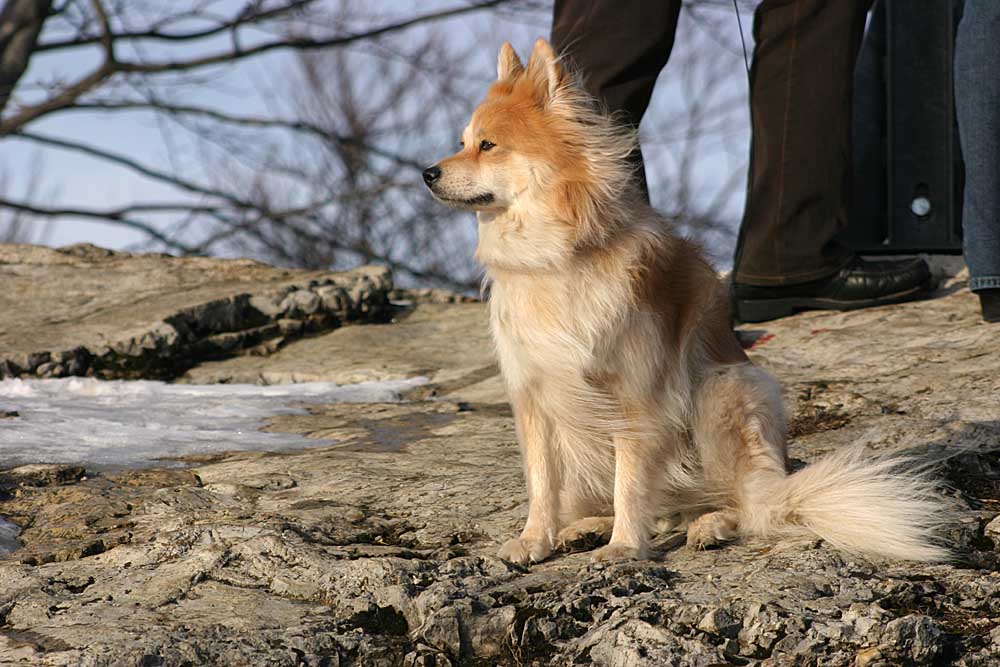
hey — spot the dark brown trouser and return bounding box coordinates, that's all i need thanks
[552,0,872,285]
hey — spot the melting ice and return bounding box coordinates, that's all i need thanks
[0,377,426,470]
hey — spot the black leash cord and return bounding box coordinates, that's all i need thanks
[733,0,750,76]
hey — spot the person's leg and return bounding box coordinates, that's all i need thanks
[955,0,1000,322]
[551,1,682,199]
[732,0,931,323]
[735,0,870,285]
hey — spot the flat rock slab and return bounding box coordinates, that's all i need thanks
[0,243,393,380]
[1,249,999,665]
[181,302,505,405]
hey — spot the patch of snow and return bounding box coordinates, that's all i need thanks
[0,377,426,470]
[0,518,20,556]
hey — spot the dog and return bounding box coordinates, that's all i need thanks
[423,38,947,565]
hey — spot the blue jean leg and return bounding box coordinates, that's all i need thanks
[955,0,1000,291]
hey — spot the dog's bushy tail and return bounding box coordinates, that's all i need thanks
[739,448,950,562]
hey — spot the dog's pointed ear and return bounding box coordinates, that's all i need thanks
[497,41,524,80]
[526,38,566,104]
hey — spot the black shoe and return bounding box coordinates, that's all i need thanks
[979,289,1000,323]
[733,256,933,323]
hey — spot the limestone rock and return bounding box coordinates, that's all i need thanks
[0,244,393,380]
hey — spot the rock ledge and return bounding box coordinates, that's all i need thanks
[0,244,393,380]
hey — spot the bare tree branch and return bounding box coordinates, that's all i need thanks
[13,129,249,206]
[0,0,513,136]
[56,100,426,170]
[0,0,54,114]
[34,0,317,52]
[0,196,196,252]
[86,0,113,61]
[0,157,56,244]
[109,0,513,74]
[0,60,113,134]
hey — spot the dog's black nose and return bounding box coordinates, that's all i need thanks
[422,166,441,186]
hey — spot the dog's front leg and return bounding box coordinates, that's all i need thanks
[498,392,559,565]
[590,434,659,562]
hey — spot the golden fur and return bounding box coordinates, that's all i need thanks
[425,39,947,564]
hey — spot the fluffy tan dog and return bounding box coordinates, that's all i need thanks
[423,38,946,565]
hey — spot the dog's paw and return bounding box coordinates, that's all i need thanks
[497,536,552,566]
[589,542,646,564]
[686,511,738,550]
[557,516,614,552]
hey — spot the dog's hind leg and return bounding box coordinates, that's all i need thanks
[691,364,948,561]
[686,510,739,549]
[689,365,788,548]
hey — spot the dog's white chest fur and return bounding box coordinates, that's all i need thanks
[486,270,634,398]
[489,274,585,390]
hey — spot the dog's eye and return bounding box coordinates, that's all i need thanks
[479,140,496,152]
[459,140,464,148]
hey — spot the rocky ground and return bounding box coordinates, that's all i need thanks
[0,244,393,380]
[0,244,998,666]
